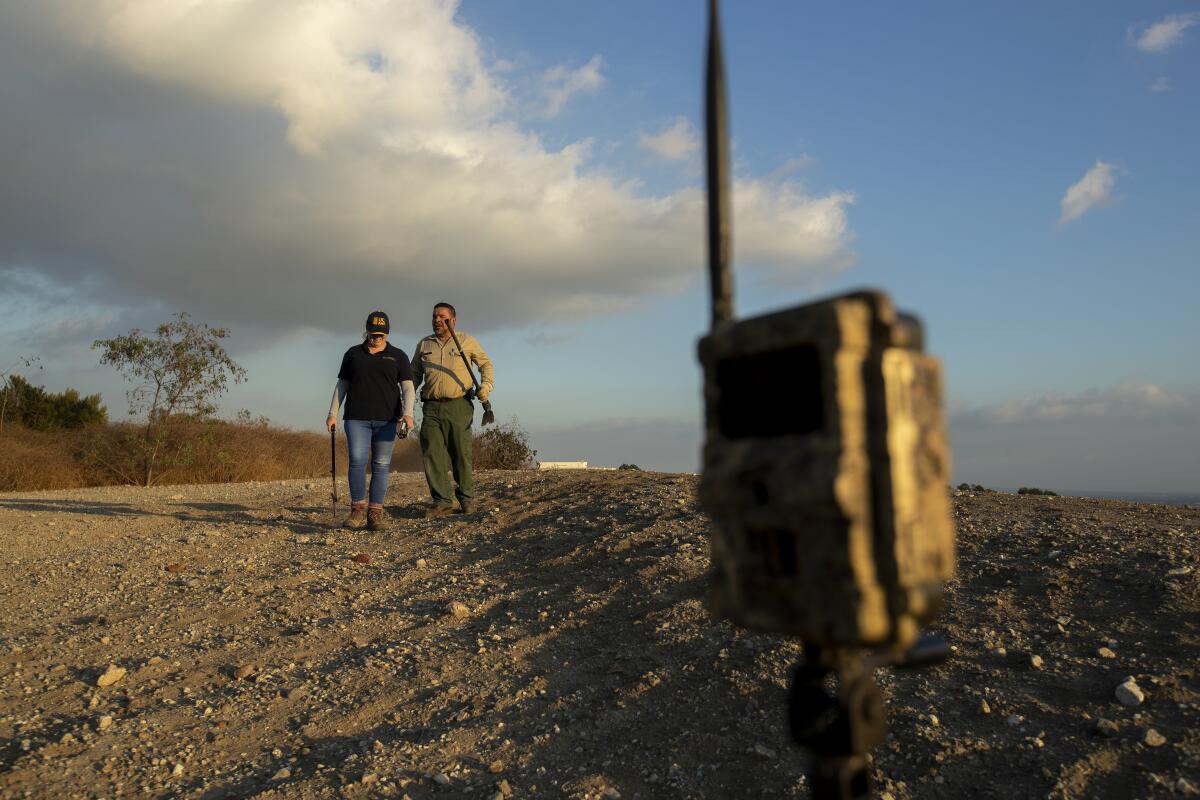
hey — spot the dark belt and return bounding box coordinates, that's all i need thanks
[423,396,465,403]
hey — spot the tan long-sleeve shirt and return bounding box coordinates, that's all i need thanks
[411,331,494,401]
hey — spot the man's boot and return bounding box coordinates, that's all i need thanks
[343,503,368,530]
[367,506,388,532]
[424,504,454,519]
[458,498,473,514]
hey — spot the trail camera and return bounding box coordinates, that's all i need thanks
[699,4,955,795]
[698,290,955,649]
[697,0,953,654]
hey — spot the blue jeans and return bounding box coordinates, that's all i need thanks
[344,419,397,506]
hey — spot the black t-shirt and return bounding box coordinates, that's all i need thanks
[337,343,413,421]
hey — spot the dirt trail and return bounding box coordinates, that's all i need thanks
[0,472,1197,799]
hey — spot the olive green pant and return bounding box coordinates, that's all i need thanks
[419,398,473,507]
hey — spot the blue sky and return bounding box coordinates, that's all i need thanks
[1,1,1197,492]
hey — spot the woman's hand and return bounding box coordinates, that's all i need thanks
[326,414,337,432]
[402,415,415,431]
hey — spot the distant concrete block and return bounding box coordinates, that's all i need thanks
[538,461,588,470]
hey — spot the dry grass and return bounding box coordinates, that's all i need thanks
[0,420,424,491]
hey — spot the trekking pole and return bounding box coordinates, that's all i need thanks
[445,323,495,425]
[330,423,338,516]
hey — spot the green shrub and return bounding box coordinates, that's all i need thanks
[1017,487,1058,496]
[1,374,106,431]
[956,483,993,493]
[618,463,642,471]
[473,423,537,470]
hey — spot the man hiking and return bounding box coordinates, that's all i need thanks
[412,302,494,516]
[327,310,415,531]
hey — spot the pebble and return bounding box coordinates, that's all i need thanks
[433,773,451,786]
[97,665,126,687]
[753,744,776,759]
[1006,714,1023,727]
[98,715,113,731]
[1097,647,1116,659]
[496,779,513,797]
[172,763,184,777]
[234,664,256,680]
[272,767,291,781]
[1094,718,1119,737]
[978,699,991,714]
[488,760,505,773]
[602,789,621,799]
[415,558,428,568]
[1142,728,1167,747]
[1029,654,1043,669]
[1115,677,1145,707]
[448,601,471,619]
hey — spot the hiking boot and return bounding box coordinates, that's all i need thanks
[343,505,368,530]
[457,498,474,514]
[424,504,454,519]
[367,506,388,531]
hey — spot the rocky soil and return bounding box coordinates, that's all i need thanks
[0,472,1197,799]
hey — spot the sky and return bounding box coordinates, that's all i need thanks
[1,1,1198,493]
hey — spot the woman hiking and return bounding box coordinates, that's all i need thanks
[326,311,415,531]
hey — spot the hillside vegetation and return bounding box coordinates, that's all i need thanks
[0,420,424,492]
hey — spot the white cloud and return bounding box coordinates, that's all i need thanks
[0,0,855,335]
[1130,13,1200,54]
[959,382,1190,426]
[1149,76,1172,93]
[1058,161,1117,225]
[539,55,605,118]
[639,118,700,161]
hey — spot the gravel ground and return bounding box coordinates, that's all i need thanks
[0,471,1196,799]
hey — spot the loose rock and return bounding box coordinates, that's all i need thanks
[1115,677,1145,707]
[96,665,126,688]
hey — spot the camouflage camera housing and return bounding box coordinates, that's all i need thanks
[698,289,955,649]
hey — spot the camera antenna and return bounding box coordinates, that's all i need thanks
[705,0,733,328]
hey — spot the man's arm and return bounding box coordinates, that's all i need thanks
[410,339,425,390]
[468,334,494,399]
